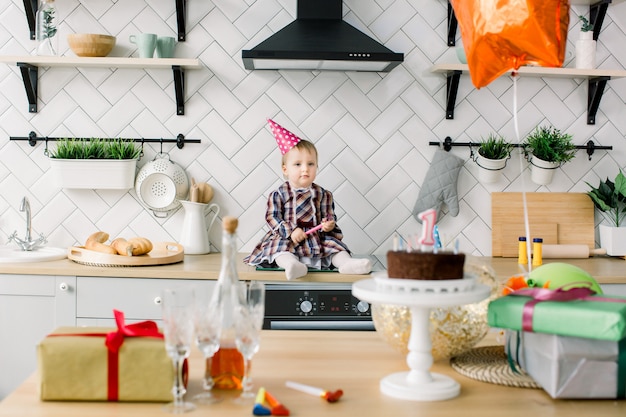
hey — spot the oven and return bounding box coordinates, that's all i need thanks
[263,282,374,331]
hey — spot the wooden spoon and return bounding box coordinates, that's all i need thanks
[197,182,214,203]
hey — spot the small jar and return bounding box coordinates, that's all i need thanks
[518,237,528,265]
[532,238,543,266]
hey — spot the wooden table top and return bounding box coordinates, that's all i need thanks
[1,330,624,416]
[1,253,625,284]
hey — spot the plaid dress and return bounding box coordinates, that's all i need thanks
[244,182,350,269]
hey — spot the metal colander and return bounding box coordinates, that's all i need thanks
[135,153,189,217]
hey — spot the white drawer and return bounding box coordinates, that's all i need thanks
[76,277,215,321]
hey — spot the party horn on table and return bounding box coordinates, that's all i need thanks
[285,380,343,403]
[253,387,271,416]
[265,389,290,416]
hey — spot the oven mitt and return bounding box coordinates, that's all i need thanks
[413,149,465,223]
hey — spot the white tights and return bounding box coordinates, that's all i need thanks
[274,251,372,280]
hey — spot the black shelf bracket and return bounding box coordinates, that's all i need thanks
[23,0,37,40]
[587,76,609,125]
[17,62,37,112]
[448,0,612,44]
[172,65,185,116]
[445,70,461,120]
[447,1,457,46]
[429,136,612,161]
[10,132,201,149]
[442,70,611,125]
[23,0,187,41]
[14,62,188,116]
[590,0,611,41]
[176,0,186,41]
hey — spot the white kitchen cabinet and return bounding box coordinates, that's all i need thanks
[76,277,215,326]
[0,275,76,400]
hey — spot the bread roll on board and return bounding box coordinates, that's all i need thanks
[541,244,606,258]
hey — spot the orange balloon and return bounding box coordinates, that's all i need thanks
[450,0,570,88]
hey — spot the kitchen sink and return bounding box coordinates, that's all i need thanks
[0,245,67,263]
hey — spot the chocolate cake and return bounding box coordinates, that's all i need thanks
[386,251,465,280]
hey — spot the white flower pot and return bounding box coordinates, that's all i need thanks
[575,31,596,70]
[475,154,507,183]
[599,224,626,256]
[529,155,559,186]
[49,159,138,189]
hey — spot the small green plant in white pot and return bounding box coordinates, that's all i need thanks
[49,138,142,189]
[586,171,626,256]
[523,126,577,186]
[576,15,596,69]
[474,133,513,183]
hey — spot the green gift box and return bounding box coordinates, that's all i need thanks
[488,289,626,341]
[488,289,626,399]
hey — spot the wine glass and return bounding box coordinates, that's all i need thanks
[192,285,223,404]
[233,281,265,404]
[161,286,196,413]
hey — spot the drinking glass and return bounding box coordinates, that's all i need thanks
[161,286,196,413]
[233,281,265,404]
[192,285,223,404]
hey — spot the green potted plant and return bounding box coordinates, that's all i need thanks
[586,171,626,256]
[474,133,513,183]
[576,15,596,69]
[523,126,577,185]
[49,138,142,189]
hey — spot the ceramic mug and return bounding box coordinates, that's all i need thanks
[156,36,176,58]
[129,33,157,58]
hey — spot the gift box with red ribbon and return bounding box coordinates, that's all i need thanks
[488,287,626,399]
[37,310,181,402]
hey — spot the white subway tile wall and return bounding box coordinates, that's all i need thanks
[0,1,624,257]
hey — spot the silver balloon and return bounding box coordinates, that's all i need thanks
[371,256,499,361]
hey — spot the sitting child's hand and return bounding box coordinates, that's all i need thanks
[322,220,335,232]
[290,228,306,244]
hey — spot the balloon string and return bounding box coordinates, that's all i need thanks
[512,73,532,274]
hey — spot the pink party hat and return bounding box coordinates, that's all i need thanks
[268,119,301,155]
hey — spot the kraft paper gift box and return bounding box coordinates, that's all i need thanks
[488,287,626,399]
[37,310,178,402]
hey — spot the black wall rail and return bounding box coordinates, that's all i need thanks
[429,136,612,161]
[10,132,200,150]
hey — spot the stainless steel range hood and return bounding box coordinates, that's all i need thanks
[242,0,404,72]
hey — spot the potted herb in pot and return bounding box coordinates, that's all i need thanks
[523,126,577,186]
[48,138,142,189]
[473,133,513,183]
[576,15,596,69]
[586,171,626,256]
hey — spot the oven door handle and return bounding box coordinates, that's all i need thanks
[267,320,375,331]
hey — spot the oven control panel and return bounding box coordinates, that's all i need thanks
[263,282,373,330]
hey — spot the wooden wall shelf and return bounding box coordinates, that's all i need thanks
[0,56,202,115]
[430,64,626,125]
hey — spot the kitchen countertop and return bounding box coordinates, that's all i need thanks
[1,330,624,416]
[1,253,625,284]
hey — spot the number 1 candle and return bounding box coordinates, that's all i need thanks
[417,209,436,247]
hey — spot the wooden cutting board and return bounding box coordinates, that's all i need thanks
[491,192,595,257]
[68,241,184,266]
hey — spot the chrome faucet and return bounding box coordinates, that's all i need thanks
[7,197,47,251]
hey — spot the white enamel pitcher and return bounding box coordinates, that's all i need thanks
[179,201,220,254]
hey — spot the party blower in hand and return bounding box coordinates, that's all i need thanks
[161,287,196,413]
[233,281,265,404]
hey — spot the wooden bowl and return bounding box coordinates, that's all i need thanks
[67,34,116,57]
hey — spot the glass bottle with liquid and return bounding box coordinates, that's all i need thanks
[35,0,58,56]
[209,216,244,390]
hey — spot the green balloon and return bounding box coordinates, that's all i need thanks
[528,263,603,294]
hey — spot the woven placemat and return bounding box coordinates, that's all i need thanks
[450,345,540,389]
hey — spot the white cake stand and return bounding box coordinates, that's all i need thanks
[352,274,491,401]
